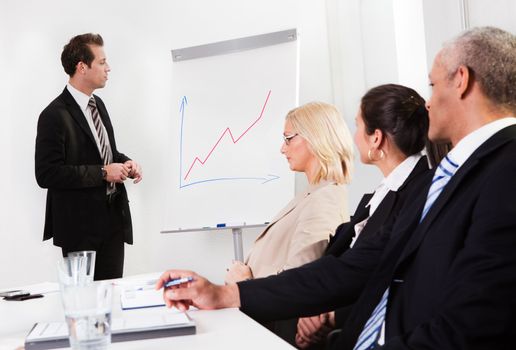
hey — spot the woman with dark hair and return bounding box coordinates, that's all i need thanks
[289,84,449,349]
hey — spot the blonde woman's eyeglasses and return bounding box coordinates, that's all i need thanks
[283,133,298,146]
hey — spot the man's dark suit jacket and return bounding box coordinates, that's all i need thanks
[35,87,133,249]
[238,125,516,350]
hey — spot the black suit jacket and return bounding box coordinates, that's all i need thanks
[326,193,371,256]
[35,87,133,248]
[327,157,429,259]
[239,125,516,350]
[327,157,430,329]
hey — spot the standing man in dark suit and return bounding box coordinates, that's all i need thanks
[157,26,516,349]
[35,33,142,280]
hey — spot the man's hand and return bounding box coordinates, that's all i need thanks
[156,269,241,312]
[104,163,131,183]
[295,312,335,348]
[124,160,143,183]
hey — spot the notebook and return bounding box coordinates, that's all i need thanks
[25,312,196,350]
[120,285,166,310]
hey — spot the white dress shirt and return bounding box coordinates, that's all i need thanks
[66,83,112,155]
[350,153,423,248]
[447,117,516,170]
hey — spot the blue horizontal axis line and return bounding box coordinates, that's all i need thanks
[180,175,279,188]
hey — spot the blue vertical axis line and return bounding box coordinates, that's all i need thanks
[179,96,187,189]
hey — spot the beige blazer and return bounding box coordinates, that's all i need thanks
[246,181,349,278]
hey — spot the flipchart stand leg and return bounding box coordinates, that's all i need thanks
[232,228,244,262]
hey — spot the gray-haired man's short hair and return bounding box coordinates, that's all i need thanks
[440,26,516,114]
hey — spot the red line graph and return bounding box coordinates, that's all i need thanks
[183,90,272,180]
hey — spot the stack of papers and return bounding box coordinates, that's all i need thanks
[25,313,196,350]
[120,285,166,310]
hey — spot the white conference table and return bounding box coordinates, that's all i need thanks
[0,276,294,350]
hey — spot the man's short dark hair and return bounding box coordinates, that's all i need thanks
[61,33,104,77]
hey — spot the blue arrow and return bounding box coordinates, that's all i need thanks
[179,96,188,113]
[179,96,188,187]
[180,174,280,188]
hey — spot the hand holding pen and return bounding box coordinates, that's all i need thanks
[156,269,241,311]
[155,271,195,311]
[164,276,194,288]
[128,277,194,292]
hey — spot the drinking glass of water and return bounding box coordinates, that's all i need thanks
[67,251,96,283]
[58,258,113,350]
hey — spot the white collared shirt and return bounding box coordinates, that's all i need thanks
[447,117,516,169]
[350,153,423,248]
[66,83,112,155]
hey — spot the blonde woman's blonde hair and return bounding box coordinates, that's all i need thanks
[286,101,353,184]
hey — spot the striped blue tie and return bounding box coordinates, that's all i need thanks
[353,155,458,350]
[353,289,389,350]
[420,155,459,221]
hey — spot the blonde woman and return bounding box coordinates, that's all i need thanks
[225,102,353,283]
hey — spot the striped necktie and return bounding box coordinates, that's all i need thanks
[353,289,389,350]
[353,155,459,349]
[88,97,113,166]
[420,155,459,221]
[88,97,115,193]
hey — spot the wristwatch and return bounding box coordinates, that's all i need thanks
[101,167,107,180]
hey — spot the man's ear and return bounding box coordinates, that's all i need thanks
[456,65,471,99]
[76,62,86,75]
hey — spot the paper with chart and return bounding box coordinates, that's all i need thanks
[163,30,298,231]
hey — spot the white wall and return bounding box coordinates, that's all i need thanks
[393,0,429,94]
[467,0,516,32]
[326,0,429,207]
[1,0,514,289]
[0,9,12,269]
[421,0,463,73]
